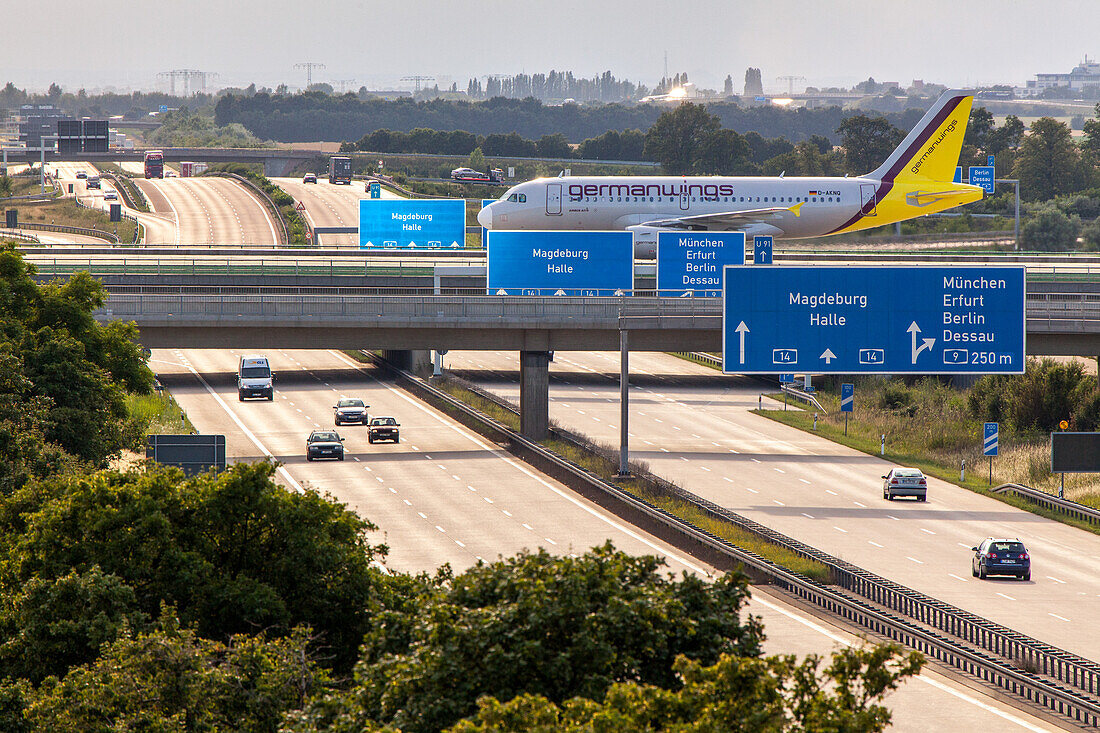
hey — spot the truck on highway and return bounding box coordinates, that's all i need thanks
[328,156,352,185]
[179,161,208,178]
[144,150,164,179]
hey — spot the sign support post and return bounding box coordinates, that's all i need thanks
[618,325,629,477]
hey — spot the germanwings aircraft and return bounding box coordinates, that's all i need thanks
[477,89,984,253]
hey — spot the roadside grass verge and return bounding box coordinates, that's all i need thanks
[340,349,834,583]
[127,390,196,435]
[755,378,1100,533]
[9,195,136,243]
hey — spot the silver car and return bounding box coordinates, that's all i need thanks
[882,467,927,501]
[333,397,368,425]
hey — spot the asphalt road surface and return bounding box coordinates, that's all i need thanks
[444,349,1100,665]
[150,346,1061,732]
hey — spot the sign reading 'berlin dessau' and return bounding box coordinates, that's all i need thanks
[359,199,465,249]
[656,232,745,296]
[722,266,1026,374]
[486,230,634,295]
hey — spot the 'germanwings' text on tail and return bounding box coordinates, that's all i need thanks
[478,90,984,252]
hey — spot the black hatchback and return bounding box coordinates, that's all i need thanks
[972,538,1030,581]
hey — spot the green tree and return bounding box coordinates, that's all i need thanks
[23,610,329,733]
[643,103,722,174]
[1081,102,1100,163]
[1018,205,1078,251]
[535,133,572,159]
[1013,117,1088,200]
[969,358,1096,432]
[466,146,486,171]
[693,128,754,174]
[762,140,841,177]
[0,462,391,676]
[448,645,923,733]
[835,115,905,175]
[287,544,763,733]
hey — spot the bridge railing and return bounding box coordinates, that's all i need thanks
[93,291,1100,326]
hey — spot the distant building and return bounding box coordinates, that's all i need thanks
[1025,55,1100,95]
[16,104,66,148]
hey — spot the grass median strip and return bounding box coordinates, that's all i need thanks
[382,360,832,583]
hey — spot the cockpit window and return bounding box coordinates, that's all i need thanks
[508,194,517,202]
[518,193,526,203]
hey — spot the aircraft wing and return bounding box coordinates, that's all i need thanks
[641,202,803,231]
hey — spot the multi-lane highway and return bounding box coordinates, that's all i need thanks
[113,162,279,246]
[150,346,1058,732]
[272,177,399,247]
[444,349,1100,665]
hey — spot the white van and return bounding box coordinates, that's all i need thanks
[238,355,274,401]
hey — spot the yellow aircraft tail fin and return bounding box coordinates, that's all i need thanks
[869,90,974,184]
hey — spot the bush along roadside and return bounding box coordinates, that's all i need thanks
[205,163,309,245]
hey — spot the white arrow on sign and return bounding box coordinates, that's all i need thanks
[735,321,749,364]
[495,288,508,295]
[907,321,935,363]
[820,348,836,364]
[365,240,374,247]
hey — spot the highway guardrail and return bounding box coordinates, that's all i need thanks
[0,229,41,243]
[373,353,1100,726]
[4,219,118,244]
[994,483,1100,527]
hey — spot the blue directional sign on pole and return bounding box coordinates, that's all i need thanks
[841,383,855,412]
[987,154,995,168]
[487,231,633,296]
[983,422,999,456]
[159,104,168,113]
[969,165,995,195]
[359,199,465,249]
[753,235,773,265]
[656,231,744,296]
[480,199,494,249]
[779,373,794,384]
[722,266,1026,374]
[369,181,381,198]
[954,166,962,183]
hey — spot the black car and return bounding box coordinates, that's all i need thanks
[306,430,345,461]
[972,538,1031,580]
[368,417,400,443]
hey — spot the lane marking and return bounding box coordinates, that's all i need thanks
[996,592,1015,601]
[1046,576,1065,584]
[749,593,1054,732]
[949,573,969,582]
[177,358,302,492]
[868,540,884,548]
[327,350,710,575]
[907,556,924,564]
[1049,613,1070,622]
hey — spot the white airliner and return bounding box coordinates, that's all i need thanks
[477,89,985,254]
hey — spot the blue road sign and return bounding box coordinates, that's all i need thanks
[753,235,773,265]
[722,266,1026,374]
[480,198,494,250]
[656,232,744,296]
[841,383,854,412]
[984,422,999,456]
[969,165,995,195]
[487,231,633,296]
[954,166,962,183]
[159,104,168,113]
[369,181,381,198]
[987,154,995,167]
[779,373,795,383]
[359,199,465,249]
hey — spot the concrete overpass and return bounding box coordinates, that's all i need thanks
[4,147,319,177]
[97,292,1100,438]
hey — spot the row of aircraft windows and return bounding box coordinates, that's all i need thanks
[567,195,841,204]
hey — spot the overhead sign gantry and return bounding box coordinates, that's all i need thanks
[722,266,1026,374]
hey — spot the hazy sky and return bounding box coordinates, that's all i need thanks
[5,1,1097,94]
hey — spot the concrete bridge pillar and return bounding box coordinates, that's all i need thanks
[383,349,433,378]
[520,350,551,440]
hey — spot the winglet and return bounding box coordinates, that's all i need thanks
[787,201,803,218]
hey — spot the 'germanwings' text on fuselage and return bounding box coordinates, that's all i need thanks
[478,89,985,252]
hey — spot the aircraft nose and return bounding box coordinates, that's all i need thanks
[477,204,493,229]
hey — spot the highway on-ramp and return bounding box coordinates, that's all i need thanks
[444,349,1100,665]
[148,346,1063,731]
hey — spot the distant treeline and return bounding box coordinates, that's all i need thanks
[343,127,646,161]
[214,92,928,145]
